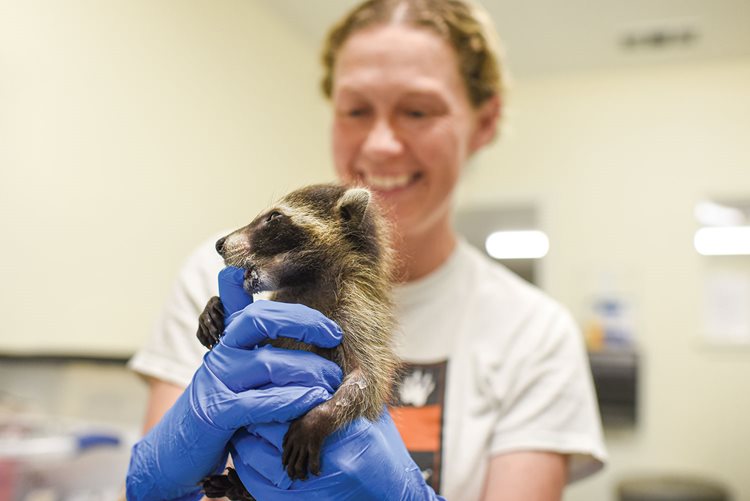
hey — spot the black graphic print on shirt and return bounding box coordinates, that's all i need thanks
[388,360,448,494]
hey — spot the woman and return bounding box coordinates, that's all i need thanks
[127,1,607,499]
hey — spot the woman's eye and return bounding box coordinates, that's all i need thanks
[347,108,369,118]
[404,109,427,119]
[265,211,283,223]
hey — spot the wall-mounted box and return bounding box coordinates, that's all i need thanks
[589,349,639,427]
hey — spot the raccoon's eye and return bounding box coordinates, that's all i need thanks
[265,211,283,223]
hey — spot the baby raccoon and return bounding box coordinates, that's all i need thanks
[197,184,399,500]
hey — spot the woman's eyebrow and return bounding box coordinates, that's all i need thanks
[401,89,444,99]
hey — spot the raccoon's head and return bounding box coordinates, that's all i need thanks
[215,184,385,294]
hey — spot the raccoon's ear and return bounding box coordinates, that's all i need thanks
[337,187,371,228]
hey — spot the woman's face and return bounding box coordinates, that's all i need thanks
[331,24,497,240]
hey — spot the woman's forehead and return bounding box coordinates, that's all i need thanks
[332,24,465,99]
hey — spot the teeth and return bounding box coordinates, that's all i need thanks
[365,173,412,190]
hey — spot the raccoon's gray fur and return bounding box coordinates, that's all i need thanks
[197,184,398,500]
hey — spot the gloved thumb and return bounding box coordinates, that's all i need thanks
[219,266,252,318]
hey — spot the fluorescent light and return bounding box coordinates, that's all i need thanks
[694,226,750,256]
[485,230,549,259]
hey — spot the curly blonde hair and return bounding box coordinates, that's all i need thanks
[320,0,505,108]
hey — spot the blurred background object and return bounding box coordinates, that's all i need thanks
[0,357,145,500]
[617,474,730,501]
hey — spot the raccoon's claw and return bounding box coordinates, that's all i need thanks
[282,416,325,480]
[197,296,225,349]
[201,468,255,500]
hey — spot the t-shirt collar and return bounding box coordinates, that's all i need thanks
[393,238,467,307]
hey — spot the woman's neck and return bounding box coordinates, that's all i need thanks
[392,219,457,283]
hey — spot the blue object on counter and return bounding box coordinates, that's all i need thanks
[0,420,122,461]
[76,433,120,451]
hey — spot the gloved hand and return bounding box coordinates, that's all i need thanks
[229,410,446,501]
[126,267,345,501]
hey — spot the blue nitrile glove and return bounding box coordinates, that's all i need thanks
[126,267,345,501]
[218,266,253,317]
[229,410,446,501]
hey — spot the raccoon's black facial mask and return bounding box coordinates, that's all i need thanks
[252,210,311,258]
[251,215,321,291]
[216,207,322,293]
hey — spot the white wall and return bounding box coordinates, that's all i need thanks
[456,57,750,500]
[0,0,333,355]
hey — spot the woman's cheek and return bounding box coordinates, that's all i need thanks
[332,126,356,177]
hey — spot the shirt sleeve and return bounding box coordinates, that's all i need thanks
[127,234,225,387]
[487,302,608,483]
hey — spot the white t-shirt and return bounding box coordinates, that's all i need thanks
[129,237,607,500]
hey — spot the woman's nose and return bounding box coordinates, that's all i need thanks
[362,119,403,158]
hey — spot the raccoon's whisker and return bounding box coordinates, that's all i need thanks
[222,248,246,267]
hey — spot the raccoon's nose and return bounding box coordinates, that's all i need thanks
[215,237,227,256]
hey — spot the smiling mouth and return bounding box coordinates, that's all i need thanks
[361,172,421,191]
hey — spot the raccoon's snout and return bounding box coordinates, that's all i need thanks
[215,237,227,256]
[244,268,262,294]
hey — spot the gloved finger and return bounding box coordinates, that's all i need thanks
[218,266,253,318]
[246,422,287,452]
[230,455,298,500]
[235,386,333,424]
[207,345,343,393]
[233,447,373,501]
[230,428,292,489]
[231,410,444,501]
[209,386,333,430]
[222,301,343,350]
[246,418,373,461]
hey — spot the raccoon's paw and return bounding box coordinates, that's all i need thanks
[201,472,233,499]
[197,296,224,349]
[282,413,328,480]
[201,468,255,500]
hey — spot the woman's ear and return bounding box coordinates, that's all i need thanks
[469,95,501,154]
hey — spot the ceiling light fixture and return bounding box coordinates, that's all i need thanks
[485,230,549,259]
[694,226,750,256]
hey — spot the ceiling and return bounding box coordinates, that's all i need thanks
[262,0,750,77]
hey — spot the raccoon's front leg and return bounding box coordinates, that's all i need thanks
[282,368,368,480]
[197,296,224,349]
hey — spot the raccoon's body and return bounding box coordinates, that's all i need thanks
[197,184,398,500]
